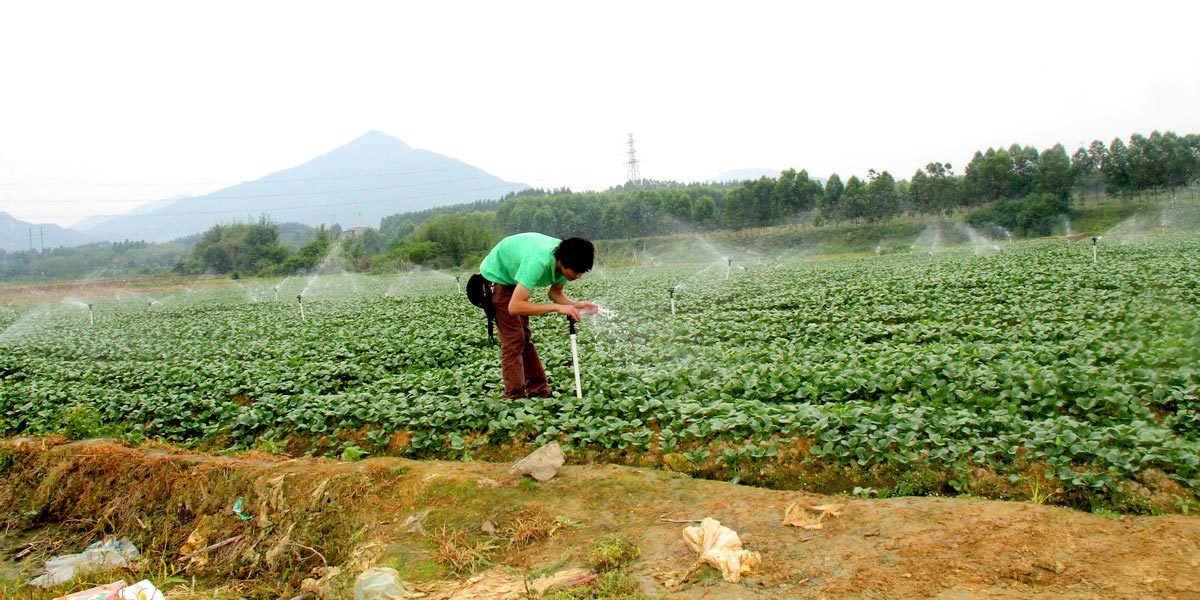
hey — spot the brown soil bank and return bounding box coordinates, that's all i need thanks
[1,438,1198,599]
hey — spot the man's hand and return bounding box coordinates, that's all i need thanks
[558,304,582,322]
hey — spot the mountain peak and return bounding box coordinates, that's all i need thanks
[74,131,528,243]
[344,130,411,151]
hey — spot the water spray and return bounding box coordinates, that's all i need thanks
[297,294,305,322]
[668,286,677,317]
[87,303,94,326]
[568,317,582,399]
[590,306,618,320]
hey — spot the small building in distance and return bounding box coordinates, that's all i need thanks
[340,226,374,239]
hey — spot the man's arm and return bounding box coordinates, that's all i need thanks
[549,284,598,313]
[509,284,581,320]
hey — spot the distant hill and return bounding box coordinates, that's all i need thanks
[77,131,529,243]
[71,196,184,231]
[0,212,94,252]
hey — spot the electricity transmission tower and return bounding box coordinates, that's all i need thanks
[626,133,641,184]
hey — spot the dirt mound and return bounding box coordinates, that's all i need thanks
[1,438,1197,598]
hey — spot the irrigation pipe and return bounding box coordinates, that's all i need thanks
[569,318,582,399]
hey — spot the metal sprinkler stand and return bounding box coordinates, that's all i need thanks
[87,303,94,326]
[568,317,582,399]
[455,275,461,293]
[297,294,305,322]
[1091,236,1099,264]
[668,287,676,317]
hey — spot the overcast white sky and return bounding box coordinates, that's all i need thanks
[2,0,1198,228]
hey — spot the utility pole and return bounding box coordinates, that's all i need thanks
[626,133,641,184]
[40,227,44,252]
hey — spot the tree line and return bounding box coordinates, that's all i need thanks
[175,218,338,278]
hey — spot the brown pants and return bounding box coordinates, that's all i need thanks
[490,284,551,399]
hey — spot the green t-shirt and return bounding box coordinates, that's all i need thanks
[480,233,568,290]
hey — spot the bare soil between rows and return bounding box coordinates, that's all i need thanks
[1,438,1197,599]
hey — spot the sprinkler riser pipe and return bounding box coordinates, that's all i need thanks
[570,333,582,399]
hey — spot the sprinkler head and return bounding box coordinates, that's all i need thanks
[87,303,93,310]
[667,286,676,297]
[297,294,303,303]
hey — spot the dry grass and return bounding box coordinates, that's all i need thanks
[0,439,394,594]
[502,508,561,549]
[427,525,500,574]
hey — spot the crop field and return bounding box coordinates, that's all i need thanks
[2,233,1198,510]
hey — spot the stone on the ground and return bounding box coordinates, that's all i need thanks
[509,442,565,482]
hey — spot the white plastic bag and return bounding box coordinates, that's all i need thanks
[117,580,164,600]
[30,539,140,588]
[353,567,414,600]
[680,518,761,583]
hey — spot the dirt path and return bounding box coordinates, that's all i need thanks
[0,276,229,306]
[1,440,1197,599]
[519,464,1200,598]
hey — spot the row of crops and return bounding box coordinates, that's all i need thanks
[1,234,1198,506]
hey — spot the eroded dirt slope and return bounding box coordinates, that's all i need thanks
[1,439,1197,599]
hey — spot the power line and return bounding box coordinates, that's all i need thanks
[7,161,631,222]
[21,172,523,205]
[42,166,621,221]
[81,183,522,219]
[0,163,489,188]
[9,165,622,208]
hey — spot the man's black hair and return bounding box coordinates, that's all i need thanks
[554,237,594,273]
